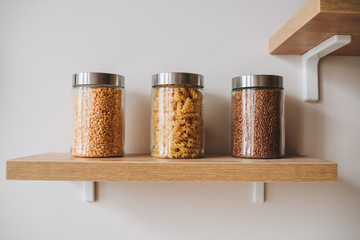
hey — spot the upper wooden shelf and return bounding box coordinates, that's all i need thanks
[6,153,337,183]
[269,0,360,55]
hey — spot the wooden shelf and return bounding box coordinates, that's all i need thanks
[6,153,337,183]
[269,0,360,55]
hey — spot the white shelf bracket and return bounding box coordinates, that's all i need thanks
[253,182,265,203]
[84,181,96,202]
[302,35,351,102]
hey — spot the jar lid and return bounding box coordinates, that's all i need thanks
[232,75,283,89]
[152,72,204,87]
[73,72,125,87]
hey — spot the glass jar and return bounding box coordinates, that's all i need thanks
[71,72,125,158]
[151,72,204,158]
[232,75,284,158]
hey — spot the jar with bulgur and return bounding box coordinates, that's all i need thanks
[232,75,284,158]
[71,72,125,158]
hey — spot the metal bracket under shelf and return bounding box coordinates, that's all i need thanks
[253,182,265,203]
[84,181,95,202]
[83,181,265,203]
[302,35,351,102]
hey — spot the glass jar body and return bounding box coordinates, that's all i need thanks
[232,87,284,158]
[71,86,125,157]
[151,86,204,158]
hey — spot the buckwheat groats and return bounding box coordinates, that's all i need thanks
[71,72,125,158]
[151,73,204,158]
[232,75,284,158]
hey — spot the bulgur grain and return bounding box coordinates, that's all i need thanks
[72,87,124,157]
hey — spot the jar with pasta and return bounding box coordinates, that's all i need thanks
[71,72,125,158]
[151,72,204,158]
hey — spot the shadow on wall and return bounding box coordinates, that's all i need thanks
[124,91,232,155]
[302,102,326,158]
[125,92,151,154]
[204,93,231,155]
[285,94,325,156]
[122,92,325,156]
[285,94,304,155]
[203,93,310,156]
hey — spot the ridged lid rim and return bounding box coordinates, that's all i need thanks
[73,72,125,87]
[232,74,283,89]
[152,72,204,87]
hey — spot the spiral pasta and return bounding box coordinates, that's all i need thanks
[152,87,203,158]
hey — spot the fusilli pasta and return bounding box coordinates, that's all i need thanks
[151,87,203,158]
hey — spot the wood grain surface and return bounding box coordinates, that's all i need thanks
[6,153,337,182]
[269,0,360,55]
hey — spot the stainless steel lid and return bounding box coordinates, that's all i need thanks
[152,72,204,87]
[73,72,125,87]
[232,75,283,89]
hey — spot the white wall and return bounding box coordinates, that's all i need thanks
[1,0,360,239]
